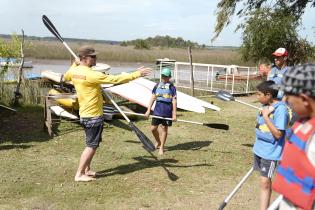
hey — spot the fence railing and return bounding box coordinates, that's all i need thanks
[156,61,260,95]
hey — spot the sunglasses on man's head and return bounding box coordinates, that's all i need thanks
[85,55,96,58]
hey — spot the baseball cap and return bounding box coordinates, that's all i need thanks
[272,48,288,57]
[78,46,97,57]
[161,67,172,77]
[275,64,315,97]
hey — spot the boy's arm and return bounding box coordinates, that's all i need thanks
[172,97,177,121]
[171,85,177,121]
[144,94,156,118]
[261,106,285,140]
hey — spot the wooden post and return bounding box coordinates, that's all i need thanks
[188,46,194,96]
[13,29,25,106]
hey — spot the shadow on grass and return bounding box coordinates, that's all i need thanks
[0,105,51,145]
[97,152,212,182]
[242,143,254,148]
[107,119,131,131]
[125,140,213,152]
[167,140,213,151]
[0,144,32,150]
[51,119,82,137]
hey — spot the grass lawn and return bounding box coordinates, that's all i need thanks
[0,96,280,210]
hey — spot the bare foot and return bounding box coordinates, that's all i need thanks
[155,143,161,149]
[75,174,96,182]
[158,148,164,155]
[85,170,96,177]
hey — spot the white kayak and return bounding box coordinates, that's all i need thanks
[107,78,220,113]
[50,105,78,120]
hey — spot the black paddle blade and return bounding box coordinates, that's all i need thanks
[42,15,64,42]
[204,123,229,130]
[129,122,155,151]
[215,90,235,102]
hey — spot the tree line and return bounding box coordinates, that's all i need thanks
[213,0,315,65]
[120,35,205,49]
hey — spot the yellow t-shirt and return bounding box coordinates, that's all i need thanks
[64,65,141,118]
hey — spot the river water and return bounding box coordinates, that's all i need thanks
[22,59,159,79]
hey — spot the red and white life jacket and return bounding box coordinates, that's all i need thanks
[273,118,315,210]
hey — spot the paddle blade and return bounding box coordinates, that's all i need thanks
[215,90,235,102]
[129,122,155,151]
[204,123,229,130]
[42,15,64,42]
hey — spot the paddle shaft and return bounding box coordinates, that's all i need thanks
[103,91,131,123]
[123,111,203,125]
[267,195,284,210]
[216,90,261,110]
[234,98,261,110]
[0,104,16,112]
[218,167,254,210]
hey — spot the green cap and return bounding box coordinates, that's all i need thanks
[161,67,172,77]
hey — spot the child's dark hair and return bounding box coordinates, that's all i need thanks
[256,80,278,98]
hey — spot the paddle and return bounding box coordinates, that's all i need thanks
[103,91,155,151]
[0,104,16,112]
[218,167,254,210]
[215,90,261,110]
[122,111,229,130]
[42,15,111,72]
[42,15,155,152]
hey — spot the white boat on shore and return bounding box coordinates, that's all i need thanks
[0,57,33,68]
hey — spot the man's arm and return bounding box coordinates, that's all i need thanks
[94,66,151,84]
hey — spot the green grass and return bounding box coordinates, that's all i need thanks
[0,96,280,210]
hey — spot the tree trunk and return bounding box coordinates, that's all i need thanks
[188,46,194,96]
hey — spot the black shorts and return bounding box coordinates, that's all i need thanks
[151,117,172,127]
[80,116,104,149]
[253,154,278,178]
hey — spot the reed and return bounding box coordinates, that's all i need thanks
[0,67,48,106]
[25,40,254,66]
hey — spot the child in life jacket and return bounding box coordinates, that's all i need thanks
[272,64,315,210]
[145,67,177,155]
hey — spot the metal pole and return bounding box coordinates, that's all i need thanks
[246,67,250,93]
[218,167,254,210]
[232,73,235,94]
[188,46,194,96]
[206,66,209,87]
[210,66,214,91]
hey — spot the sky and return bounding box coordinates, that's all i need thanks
[0,0,314,46]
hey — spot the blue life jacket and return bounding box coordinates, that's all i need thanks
[155,82,173,103]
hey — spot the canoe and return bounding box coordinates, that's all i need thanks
[48,89,79,110]
[50,105,78,120]
[3,72,41,84]
[43,71,220,114]
[41,70,114,88]
[0,58,33,68]
[107,78,220,113]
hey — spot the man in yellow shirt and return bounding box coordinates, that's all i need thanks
[63,46,151,182]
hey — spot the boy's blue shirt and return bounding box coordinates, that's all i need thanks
[253,101,289,161]
[152,82,176,118]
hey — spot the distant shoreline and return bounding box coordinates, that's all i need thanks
[23,39,252,66]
